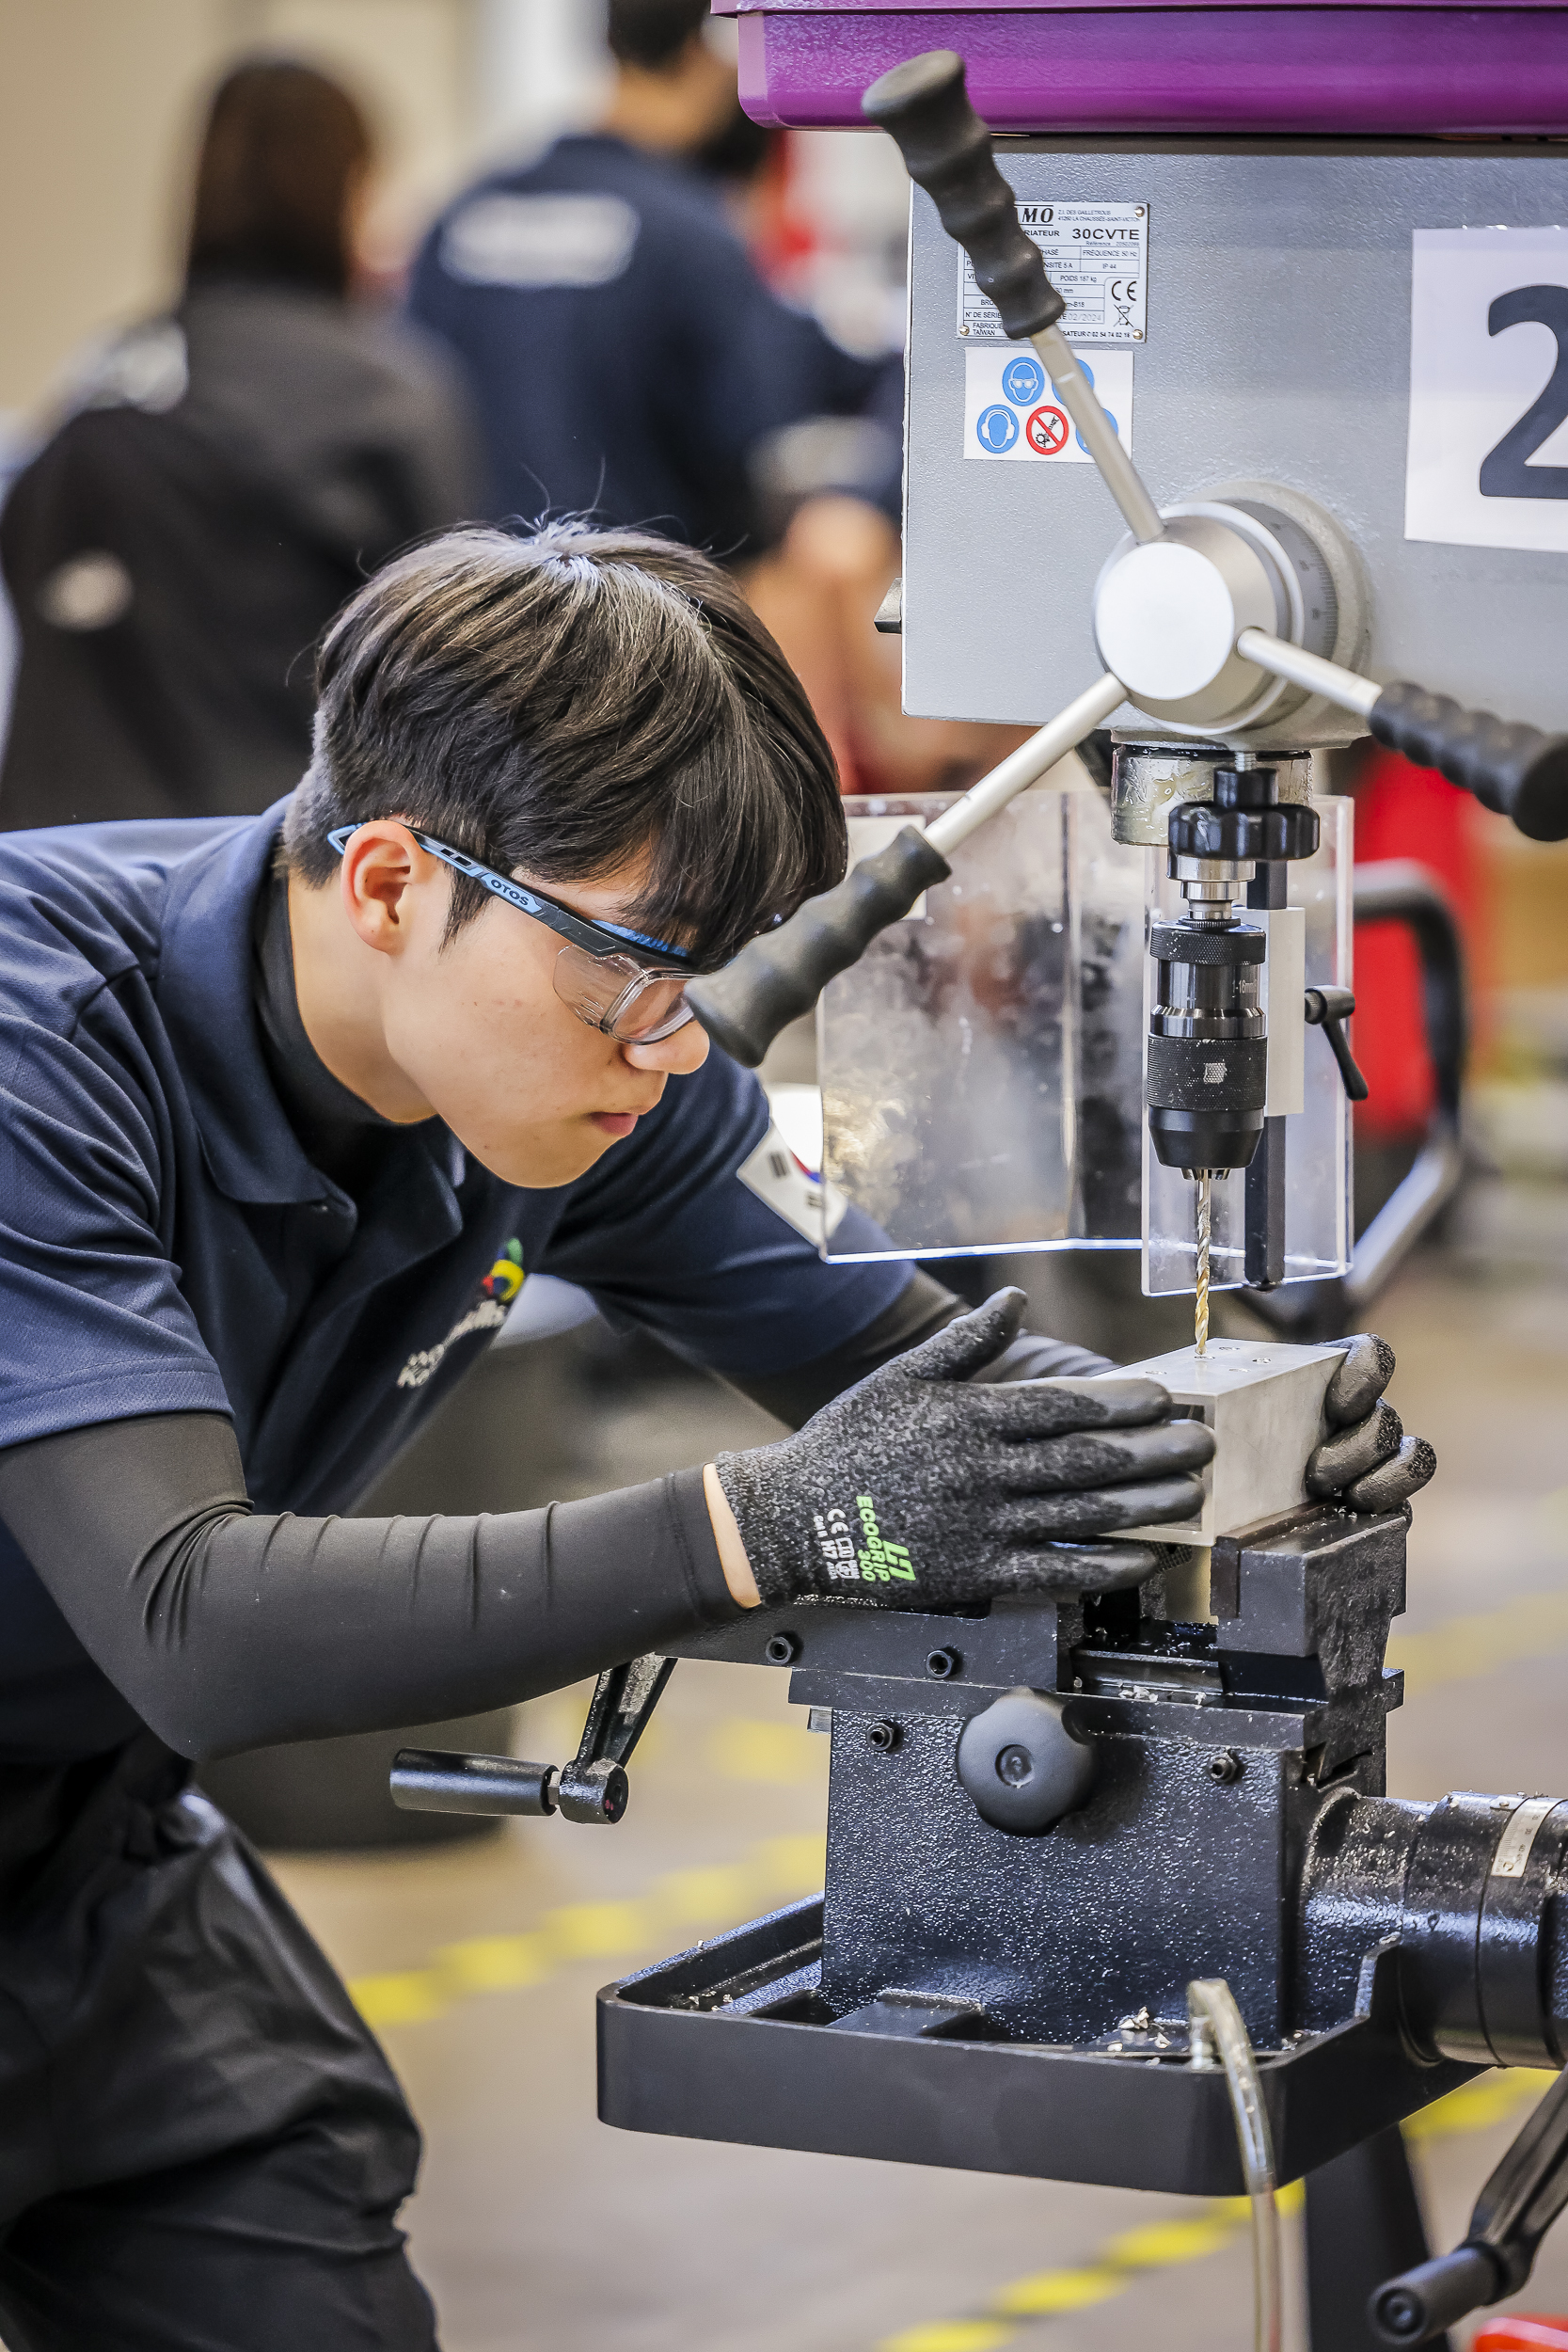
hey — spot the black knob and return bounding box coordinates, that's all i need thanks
[956,1688,1098,1834]
[1166,773,1320,865]
[1369,2246,1503,2344]
[862,52,1064,342]
[1370,681,1568,842]
[687,827,950,1068]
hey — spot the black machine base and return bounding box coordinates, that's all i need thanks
[598,1899,1477,2196]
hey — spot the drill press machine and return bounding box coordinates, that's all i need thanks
[398,21,1568,2344]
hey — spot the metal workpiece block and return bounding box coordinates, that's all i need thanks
[1102,1336,1341,1548]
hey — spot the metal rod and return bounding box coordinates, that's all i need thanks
[1235,628,1382,718]
[924,672,1127,858]
[1188,1978,1282,2352]
[1031,323,1165,546]
[1195,1175,1212,1357]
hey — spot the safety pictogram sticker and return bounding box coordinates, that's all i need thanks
[1000,353,1045,405]
[974,403,1020,454]
[963,345,1134,465]
[1025,404,1070,455]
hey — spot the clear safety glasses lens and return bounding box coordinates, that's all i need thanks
[553,945,694,1043]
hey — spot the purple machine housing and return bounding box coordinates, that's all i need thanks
[711,0,1568,135]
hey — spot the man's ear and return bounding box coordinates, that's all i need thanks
[338,822,435,958]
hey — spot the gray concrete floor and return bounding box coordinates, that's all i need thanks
[267,1181,1568,2352]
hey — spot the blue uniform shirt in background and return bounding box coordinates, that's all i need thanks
[407,134,891,552]
[0,809,908,1761]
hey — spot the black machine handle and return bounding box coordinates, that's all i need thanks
[1304,985,1370,1103]
[861,51,1064,340]
[390,1749,559,1818]
[1238,634,1568,844]
[687,826,950,1068]
[1370,682,1568,843]
[389,1654,676,1829]
[1372,2051,1568,2343]
[1370,2246,1502,2343]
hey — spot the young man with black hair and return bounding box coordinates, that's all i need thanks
[0,524,1430,2348]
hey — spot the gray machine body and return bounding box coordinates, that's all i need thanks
[903,139,1568,737]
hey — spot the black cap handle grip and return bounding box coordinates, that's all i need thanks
[1304,985,1370,1103]
[1369,2245,1502,2344]
[1370,681,1568,842]
[390,1748,558,1818]
[687,826,951,1068]
[862,51,1064,341]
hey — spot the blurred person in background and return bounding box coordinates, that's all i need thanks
[0,60,480,830]
[407,0,895,574]
[410,0,1021,797]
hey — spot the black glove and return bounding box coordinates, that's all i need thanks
[715,1288,1213,1611]
[1306,1333,1436,1512]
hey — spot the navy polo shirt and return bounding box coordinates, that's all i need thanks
[406,134,887,552]
[0,807,907,1761]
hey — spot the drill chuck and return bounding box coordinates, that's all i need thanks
[1147,917,1268,1173]
[1145,765,1321,1177]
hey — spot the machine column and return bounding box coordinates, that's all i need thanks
[1305,2128,1450,2352]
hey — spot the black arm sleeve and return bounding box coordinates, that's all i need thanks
[726,1270,1117,1428]
[0,1415,741,1763]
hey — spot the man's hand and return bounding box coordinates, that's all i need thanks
[1306,1332,1436,1512]
[712,1288,1213,1613]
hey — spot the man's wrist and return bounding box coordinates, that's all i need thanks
[704,1462,760,1608]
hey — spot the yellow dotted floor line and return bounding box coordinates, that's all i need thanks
[348,1829,826,2030]
[873,2073,1552,2352]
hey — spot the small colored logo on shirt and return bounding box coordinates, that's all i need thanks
[480,1239,524,1304]
[396,1240,523,1391]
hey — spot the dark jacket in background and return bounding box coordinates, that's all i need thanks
[407,134,894,559]
[0,278,481,830]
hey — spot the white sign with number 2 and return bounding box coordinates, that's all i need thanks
[1406,226,1568,553]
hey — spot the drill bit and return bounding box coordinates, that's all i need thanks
[1195,1174,1212,1357]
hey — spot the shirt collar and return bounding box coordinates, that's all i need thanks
[156,800,465,1210]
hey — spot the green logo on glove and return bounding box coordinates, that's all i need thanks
[856,1493,915,1584]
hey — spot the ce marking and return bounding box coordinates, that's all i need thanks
[1111,277,1139,326]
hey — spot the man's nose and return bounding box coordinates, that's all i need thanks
[623,1019,710,1077]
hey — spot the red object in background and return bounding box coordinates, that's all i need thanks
[743,129,818,296]
[1474,2322,1568,2349]
[1352,749,1491,1140]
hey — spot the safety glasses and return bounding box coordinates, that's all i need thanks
[326,824,698,1045]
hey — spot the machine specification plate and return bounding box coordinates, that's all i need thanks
[958,201,1148,344]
